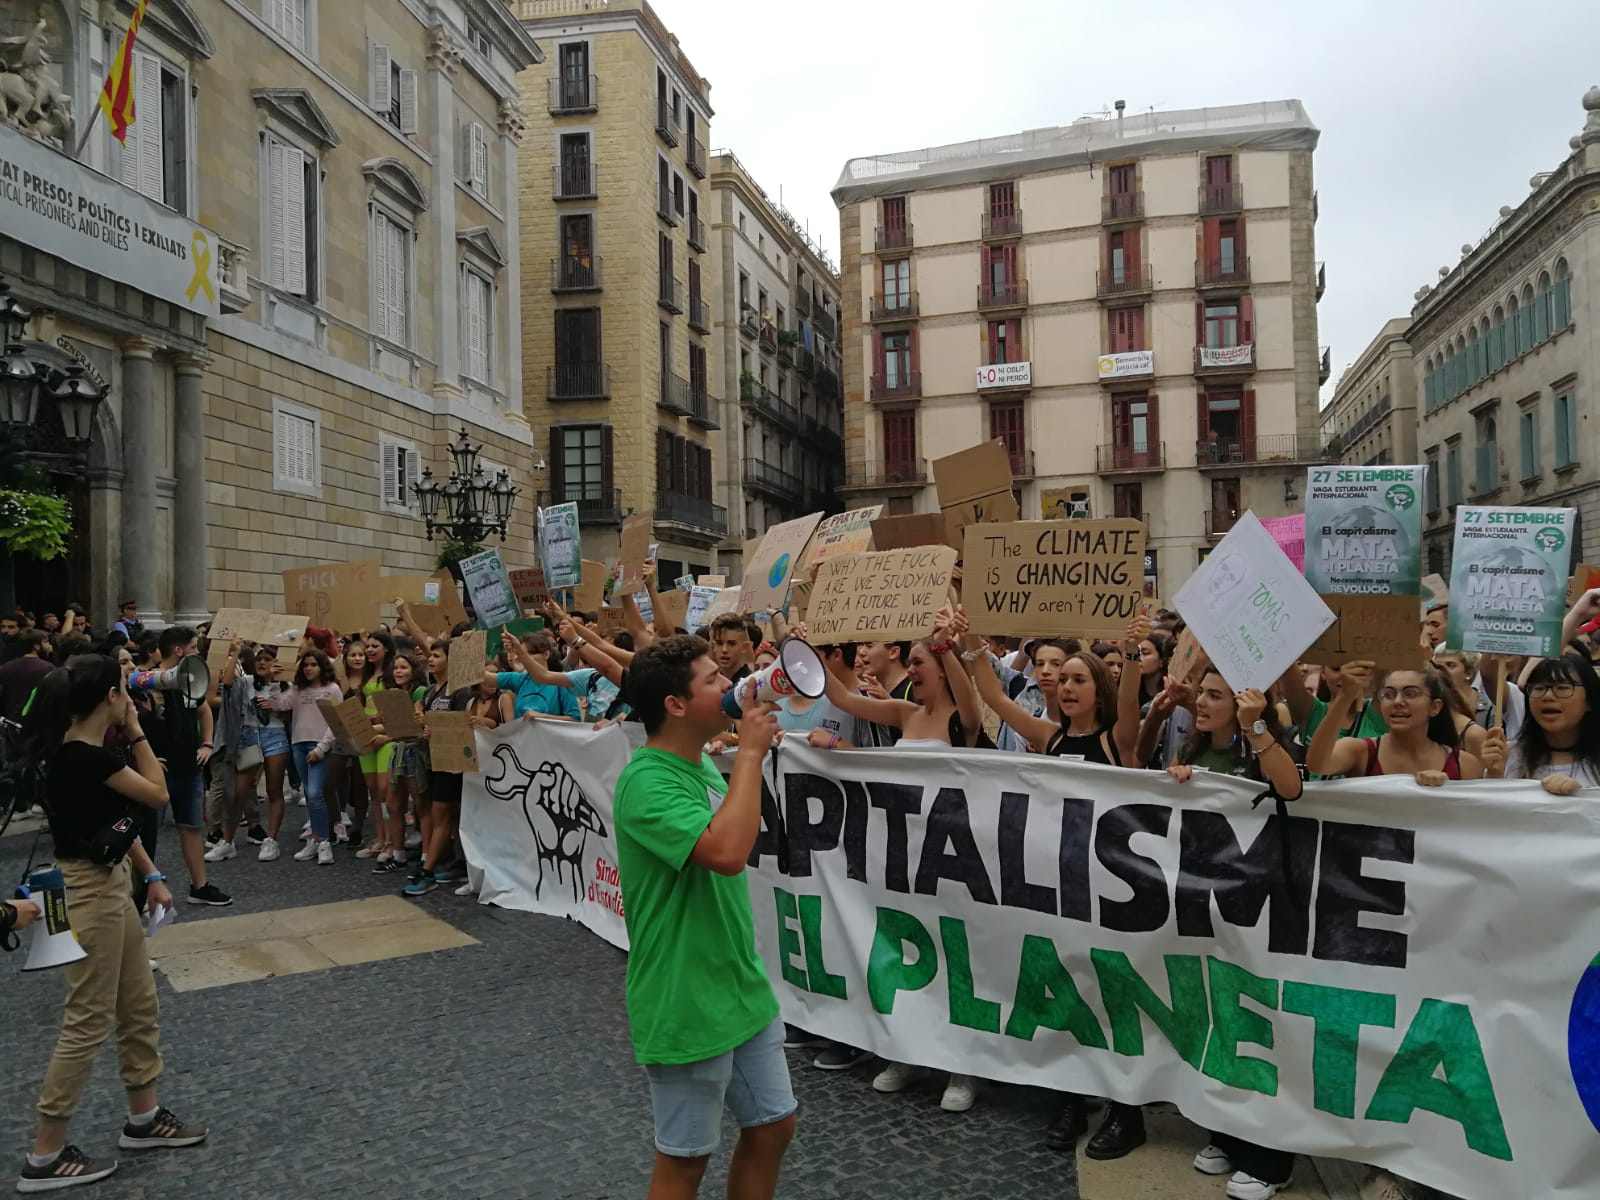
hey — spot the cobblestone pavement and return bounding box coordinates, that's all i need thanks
[2,822,1085,1200]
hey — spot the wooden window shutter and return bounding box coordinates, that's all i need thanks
[1194,298,1205,346]
[1007,318,1022,357]
[370,43,393,111]
[656,429,670,492]
[282,145,307,295]
[1002,242,1018,279]
[1147,393,1160,451]
[1131,306,1145,350]
[1125,229,1140,276]
[134,52,163,202]
[979,245,992,284]
[1240,296,1254,344]
[600,426,614,491]
[1197,389,1210,442]
[1242,389,1257,447]
[909,325,920,370]
[372,213,390,340]
[381,440,398,503]
[1202,218,1220,269]
[398,69,420,135]
[548,429,566,499]
[986,321,1000,363]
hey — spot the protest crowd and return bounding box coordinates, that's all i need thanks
[3,479,1599,1199]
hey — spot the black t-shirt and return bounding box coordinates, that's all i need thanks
[148,689,201,761]
[46,741,131,861]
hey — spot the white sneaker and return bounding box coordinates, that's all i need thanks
[1194,1145,1234,1176]
[872,1062,921,1093]
[454,881,475,896]
[291,787,306,806]
[257,836,280,862]
[404,829,422,851]
[203,840,236,863]
[292,839,317,861]
[316,841,333,865]
[1226,1172,1287,1200]
[940,1074,977,1112]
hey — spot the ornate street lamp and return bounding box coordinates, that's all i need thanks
[411,425,519,543]
[0,277,106,462]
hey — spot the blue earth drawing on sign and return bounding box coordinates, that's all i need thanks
[1571,952,1600,1131]
[768,553,791,589]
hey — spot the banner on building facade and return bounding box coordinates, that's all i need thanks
[460,724,1600,1200]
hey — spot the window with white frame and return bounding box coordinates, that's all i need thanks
[371,207,411,347]
[262,0,309,51]
[379,435,419,509]
[265,133,318,300]
[462,267,493,384]
[117,49,188,213]
[272,400,319,496]
[369,42,418,134]
[462,120,490,197]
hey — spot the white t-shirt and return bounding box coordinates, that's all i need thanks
[1503,744,1600,788]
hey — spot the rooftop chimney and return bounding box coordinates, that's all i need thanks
[1114,98,1125,138]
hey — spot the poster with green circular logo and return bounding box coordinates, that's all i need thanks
[1304,466,1426,596]
[1445,505,1575,655]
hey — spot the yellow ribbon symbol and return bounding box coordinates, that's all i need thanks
[186,230,215,305]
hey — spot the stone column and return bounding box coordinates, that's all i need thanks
[426,25,464,393]
[172,354,210,624]
[118,337,160,622]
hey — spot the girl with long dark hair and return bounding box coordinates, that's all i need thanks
[1305,665,1485,784]
[1481,654,1600,792]
[273,650,343,863]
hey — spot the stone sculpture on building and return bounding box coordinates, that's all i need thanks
[0,7,75,148]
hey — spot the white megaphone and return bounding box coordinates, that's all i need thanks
[127,656,210,705]
[18,865,88,972]
[723,638,827,718]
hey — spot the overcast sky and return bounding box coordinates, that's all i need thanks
[651,0,1592,405]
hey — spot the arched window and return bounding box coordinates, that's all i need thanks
[1519,284,1536,354]
[1444,346,1457,401]
[1535,272,1552,343]
[1490,305,1506,370]
[1507,294,1522,357]
[1467,326,1482,386]
[1553,259,1572,330]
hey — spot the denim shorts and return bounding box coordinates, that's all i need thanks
[642,1016,795,1158]
[258,724,290,758]
[166,769,205,830]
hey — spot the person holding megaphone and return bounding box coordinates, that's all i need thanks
[14,654,209,1194]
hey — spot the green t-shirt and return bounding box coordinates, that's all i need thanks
[614,746,778,1065]
[1302,697,1388,779]
[1190,744,1253,778]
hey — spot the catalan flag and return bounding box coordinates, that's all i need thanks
[97,0,149,144]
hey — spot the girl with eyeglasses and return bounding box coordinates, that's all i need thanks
[1305,665,1485,785]
[1480,655,1600,793]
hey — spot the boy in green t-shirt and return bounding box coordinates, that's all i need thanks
[613,634,794,1198]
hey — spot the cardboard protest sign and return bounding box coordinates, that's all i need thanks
[248,613,308,646]
[1040,487,1090,520]
[1304,594,1428,670]
[1171,512,1335,693]
[704,587,742,623]
[385,575,444,607]
[1445,505,1576,655]
[595,606,628,639]
[685,586,720,631]
[204,638,234,681]
[1420,573,1450,615]
[423,712,478,774]
[805,506,882,574]
[869,513,948,552]
[617,513,653,590]
[1169,626,1209,687]
[1568,564,1600,605]
[1305,466,1425,595]
[789,578,813,623]
[404,604,451,640]
[372,688,423,739]
[448,629,487,695]
[806,548,958,644]
[207,608,260,643]
[573,561,608,614]
[537,502,582,588]
[273,645,300,673]
[933,440,1020,549]
[697,575,726,588]
[317,697,378,754]
[654,588,688,633]
[282,560,382,633]
[1258,513,1306,573]
[458,549,522,627]
[962,520,1146,639]
[740,513,825,614]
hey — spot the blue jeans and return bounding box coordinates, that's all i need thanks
[290,743,330,840]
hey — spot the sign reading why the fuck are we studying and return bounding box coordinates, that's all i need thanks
[459,722,1600,1200]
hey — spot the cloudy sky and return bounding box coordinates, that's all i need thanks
[650,0,1593,405]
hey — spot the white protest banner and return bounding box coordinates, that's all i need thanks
[685,585,720,631]
[456,723,1600,1200]
[537,503,582,589]
[1173,512,1335,693]
[1446,505,1577,656]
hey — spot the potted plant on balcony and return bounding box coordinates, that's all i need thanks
[739,370,759,400]
[777,329,799,347]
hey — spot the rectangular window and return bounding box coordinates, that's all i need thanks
[463,269,492,383]
[1112,394,1151,452]
[882,259,910,307]
[689,342,708,394]
[1113,483,1143,519]
[1109,230,1128,284]
[1211,477,1241,522]
[1204,303,1239,348]
[264,0,308,50]
[987,319,1020,364]
[1109,164,1135,197]
[1556,393,1577,468]
[1520,408,1539,479]
[673,174,685,217]
[1218,219,1239,275]
[883,410,917,478]
[989,181,1015,219]
[989,400,1025,474]
[379,436,417,508]
[1205,155,1233,186]
[371,210,409,346]
[558,42,589,106]
[266,135,314,299]
[555,308,601,364]
[1446,442,1462,506]
[272,401,319,495]
[738,271,749,309]
[561,425,607,500]
[1425,455,1440,511]
[559,133,591,196]
[559,213,593,284]
[466,19,491,57]
[1110,306,1144,353]
[882,331,911,388]
[688,258,702,310]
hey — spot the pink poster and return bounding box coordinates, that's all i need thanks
[1259,513,1306,571]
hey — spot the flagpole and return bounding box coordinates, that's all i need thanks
[76,0,147,159]
[71,101,103,159]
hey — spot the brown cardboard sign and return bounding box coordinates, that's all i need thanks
[805,505,882,574]
[423,711,478,774]
[740,512,825,614]
[697,575,727,588]
[448,628,487,695]
[1568,564,1600,606]
[654,589,689,633]
[1170,627,1210,687]
[247,613,308,646]
[1303,594,1429,670]
[509,567,548,610]
[869,513,948,552]
[806,547,958,644]
[405,604,451,640]
[595,606,628,639]
[963,520,1146,638]
[317,697,378,754]
[573,560,608,614]
[273,645,301,674]
[282,560,383,634]
[430,570,469,628]
[372,688,424,739]
[933,440,1018,549]
[618,513,654,590]
[704,587,743,623]
[207,608,261,644]
[204,638,234,682]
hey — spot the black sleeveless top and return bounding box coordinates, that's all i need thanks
[1045,725,1120,765]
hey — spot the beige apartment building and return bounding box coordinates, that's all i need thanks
[708,150,844,579]
[833,101,1329,596]
[2,0,541,619]
[512,0,723,581]
[1411,88,1600,578]
[1322,318,1417,466]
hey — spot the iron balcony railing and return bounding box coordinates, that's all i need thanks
[687,213,706,252]
[657,181,678,225]
[871,291,918,322]
[1096,442,1165,472]
[659,373,692,416]
[656,490,726,534]
[1199,181,1244,214]
[687,387,719,429]
[687,294,711,333]
[655,98,681,146]
[548,73,596,114]
[870,370,921,402]
[1206,509,1239,537]
[554,160,596,199]
[982,209,1023,238]
[875,222,913,251]
[1103,191,1144,223]
[687,135,708,178]
[657,274,683,314]
[744,460,802,499]
[1196,256,1251,288]
[550,255,601,292]
[978,280,1028,310]
[547,361,609,400]
[1096,264,1153,298]
[538,487,620,525]
[1195,435,1334,467]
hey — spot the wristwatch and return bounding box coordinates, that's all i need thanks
[1250,720,1268,737]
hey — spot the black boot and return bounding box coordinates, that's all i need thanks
[1043,1095,1088,1152]
[1085,1102,1146,1160]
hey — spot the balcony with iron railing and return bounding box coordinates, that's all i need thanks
[1007,449,1036,479]
[659,372,691,416]
[1316,261,1326,300]
[1096,264,1153,300]
[687,293,711,334]
[847,459,929,492]
[1319,345,1332,384]
[744,459,803,501]
[871,290,919,322]
[796,289,812,317]
[982,209,1023,238]
[870,369,922,403]
[738,305,759,340]
[1199,181,1244,214]
[1103,191,1145,224]
[793,346,815,377]
[655,97,681,146]
[538,487,622,526]
[687,213,706,252]
[554,160,596,199]
[812,308,837,340]
[776,333,795,368]
[547,361,610,401]
[739,377,800,430]
[1195,435,1333,468]
[551,255,602,293]
[1096,442,1166,473]
[977,279,1028,311]
[687,134,708,178]
[1196,256,1251,289]
[548,73,597,114]
[656,490,727,535]
[657,274,683,314]
[657,181,678,226]
[814,364,840,399]
[875,223,913,252]
[758,321,778,355]
[1206,509,1240,537]
[1112,511,1151,529]
[687,386,719,429]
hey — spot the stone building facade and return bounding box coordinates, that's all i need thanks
[1322,317,1416,467]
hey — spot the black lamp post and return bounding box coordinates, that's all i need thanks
[411,425,518,544]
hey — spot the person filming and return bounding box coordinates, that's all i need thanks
[15,654,208,1194]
